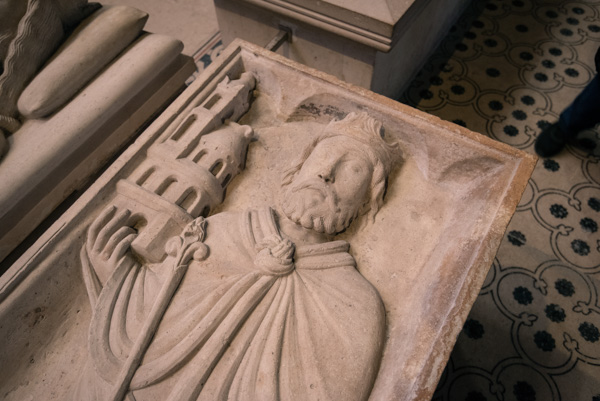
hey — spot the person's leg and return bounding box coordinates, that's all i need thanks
[559,75,600,134]
[535,75,600,157]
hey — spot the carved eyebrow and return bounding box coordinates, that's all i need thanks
[340,149,371,165]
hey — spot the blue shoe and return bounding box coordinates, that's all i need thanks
[535,123,567,157]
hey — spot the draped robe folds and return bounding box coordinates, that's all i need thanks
[77,207,386,401]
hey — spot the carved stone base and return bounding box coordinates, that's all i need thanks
[0,40,535,401]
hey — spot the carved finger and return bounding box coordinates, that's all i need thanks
[111,233,138,264]
[102,226,136,260]
[271,241,288,257]
[271,240,286,251]
[113,248,140,272]
[94,209,131,255]
[275,247,294,261]
[280,246,295,261]
[255,235,279,251]
[272,240,294,259]
[87,205,116,252]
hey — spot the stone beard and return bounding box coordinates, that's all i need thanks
[77,112,399,401]
[280,177,355,235]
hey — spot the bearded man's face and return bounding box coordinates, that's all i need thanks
[280,137,373,235]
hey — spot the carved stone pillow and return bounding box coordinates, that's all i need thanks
[18,5,148,119]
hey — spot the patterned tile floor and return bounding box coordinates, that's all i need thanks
[400,1,600,400]
[195,1,600,398]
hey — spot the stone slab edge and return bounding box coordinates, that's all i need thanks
[218,0,449,52]
[225,0,393,50]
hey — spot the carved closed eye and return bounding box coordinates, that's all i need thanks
[342,160,365,175]
[352,164,363,174]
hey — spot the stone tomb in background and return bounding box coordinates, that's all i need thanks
[0,40,535,401]
[0,4,195,263]
[214,0,472,98]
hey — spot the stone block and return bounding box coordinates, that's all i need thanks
[214,0,471,97]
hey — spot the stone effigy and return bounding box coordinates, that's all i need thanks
[76,109,393,401]
[0,3,195,262]
[0,40,536,401]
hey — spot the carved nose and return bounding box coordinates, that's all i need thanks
[318,173,334,183]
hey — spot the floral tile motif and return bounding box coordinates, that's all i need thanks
[401,0,600,399]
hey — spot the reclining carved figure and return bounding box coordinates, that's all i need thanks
[78,112,400,401]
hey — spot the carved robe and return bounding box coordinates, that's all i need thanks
[77,207,385,401]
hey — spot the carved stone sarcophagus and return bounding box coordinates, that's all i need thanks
[0,40,536,401]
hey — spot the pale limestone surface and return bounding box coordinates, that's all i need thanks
[18,6,149,119]
[214,0,470,97]
[0,5,195,262]
[0,41,536,401]
[0,0,99,149]
[101,0,219,56]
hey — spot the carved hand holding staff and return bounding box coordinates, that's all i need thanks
[83,206,208,401]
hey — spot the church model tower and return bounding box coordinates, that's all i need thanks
[112,73,256,262]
